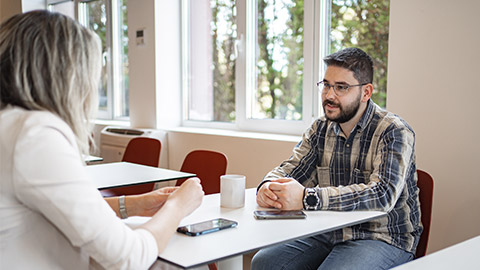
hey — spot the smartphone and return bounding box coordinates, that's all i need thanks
[254,210,306,220]
[177,218,238,236]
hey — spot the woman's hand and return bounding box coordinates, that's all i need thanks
[138,177,204,253]
[166,177,204,217]
[126,186,180,217]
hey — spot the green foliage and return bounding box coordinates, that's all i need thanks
[209,0,390,122]
[86,0,108,109]
[330,0,389,107]
[256,0,304,120]
[212,0,237,122]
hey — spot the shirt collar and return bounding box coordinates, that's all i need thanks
[326,99,376,136]
[355,99,375,132]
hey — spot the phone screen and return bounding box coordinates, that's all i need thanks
[177,218,238,236]
[254,210,306,219]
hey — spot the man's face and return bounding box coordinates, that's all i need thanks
[321,66,363,124]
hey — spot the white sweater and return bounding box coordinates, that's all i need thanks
[0,106,158,269]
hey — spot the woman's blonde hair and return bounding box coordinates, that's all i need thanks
[0,10,101,154]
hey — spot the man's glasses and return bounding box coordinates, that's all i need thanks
[316,81,368,97]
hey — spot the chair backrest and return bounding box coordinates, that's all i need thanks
[176,150,228,195]
[101,137,161,197]
[415,169,434,258]
[122,137,161,167]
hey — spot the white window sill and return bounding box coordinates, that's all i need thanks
[94,119,130,127]
[93,120,301,143]
[168,126,301,143]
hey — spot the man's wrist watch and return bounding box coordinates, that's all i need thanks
[303,187,320,210]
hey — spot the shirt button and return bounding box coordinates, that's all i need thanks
[346,144,350,148]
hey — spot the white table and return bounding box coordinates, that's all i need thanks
[392,235,480,270]
[125,188,386,269]
[86,162,195,190]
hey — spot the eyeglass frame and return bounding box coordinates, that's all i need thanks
[316,81,369,97]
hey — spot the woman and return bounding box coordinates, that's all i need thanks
[0,10,204,269]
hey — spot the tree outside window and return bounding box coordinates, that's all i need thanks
[185,0,390,131]
[330,0,389,107]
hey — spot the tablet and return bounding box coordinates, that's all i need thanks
[254,210,306,220]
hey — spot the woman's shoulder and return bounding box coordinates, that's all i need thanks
[1,106,75,145]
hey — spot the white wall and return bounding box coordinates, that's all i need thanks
[127,0,157,128]
[21,0,44,11]
[154,1,182,129]
[127,0,182,129]
[388,0,480,253]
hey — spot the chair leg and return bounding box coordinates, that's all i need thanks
[207,263,218,270]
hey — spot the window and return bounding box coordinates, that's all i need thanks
[183,0,390,135]
[330,0,389,107]
[253,0,305,121]
[183,0,315,134]
[48,0,130,120]
[185,1,236,123]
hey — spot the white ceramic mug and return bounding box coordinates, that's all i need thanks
[220,175,246,208]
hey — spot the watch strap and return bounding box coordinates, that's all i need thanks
[302,187,308,210]
[303,187,321,210]
[119,195,128,219]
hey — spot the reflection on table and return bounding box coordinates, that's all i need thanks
[86,162,195,190]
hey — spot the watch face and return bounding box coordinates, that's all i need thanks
[306,194,318,206]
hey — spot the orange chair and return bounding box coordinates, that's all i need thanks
[175,150,228,195]
[176,150,227,270]
[101,137,161,197]
[415,169,434,258]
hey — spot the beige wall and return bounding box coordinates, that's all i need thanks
[0,0,21,22]
[0,0,45,22]
[167,131,298,188]
[388,0,480,253]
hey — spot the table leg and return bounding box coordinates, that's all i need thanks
[217,255,243,270]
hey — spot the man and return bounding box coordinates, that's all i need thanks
[252,48,421,270]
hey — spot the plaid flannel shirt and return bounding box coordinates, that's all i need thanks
[261,100,422,254]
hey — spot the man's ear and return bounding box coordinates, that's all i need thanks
[362,83,373,103]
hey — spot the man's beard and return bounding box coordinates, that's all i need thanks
[322,97,361,123]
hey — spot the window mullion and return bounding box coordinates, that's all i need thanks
[181,0,190,122]
[105,0,114,119]
[240,0,316,135]
[316,0,330,117]
[110,0,122,119]
[303,0,316,124]
[235,0,247,128]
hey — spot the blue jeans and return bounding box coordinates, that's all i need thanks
[251,232,414,270]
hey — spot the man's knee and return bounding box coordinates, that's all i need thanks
[251,249,274,270]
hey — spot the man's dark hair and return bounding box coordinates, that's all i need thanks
[323,48,374,84]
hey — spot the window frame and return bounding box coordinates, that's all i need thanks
[181,0,325,136]
[49,0,129,121]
